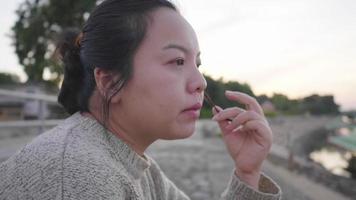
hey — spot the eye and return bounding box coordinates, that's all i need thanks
[175,58,185,66]
[197,62,201,68]
[197,57,202,68]
[167,58,185,66]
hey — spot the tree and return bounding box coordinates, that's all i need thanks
[223,81,254,108]
[302,94,339,115]
[204,75,222,108]
[0,73,21,84]
[12,0,97,84]
[256,94,269,104]
[270,93,291,112]
[202,74,255,117]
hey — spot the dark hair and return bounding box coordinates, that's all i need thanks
[57,0,176,119]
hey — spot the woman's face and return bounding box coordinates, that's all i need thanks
[111,7,206,142]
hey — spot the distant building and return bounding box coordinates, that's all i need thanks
[0,98,24,121]
[22,85,50,120]
[0,83,63,121]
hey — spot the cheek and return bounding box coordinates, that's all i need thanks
[150,82,183,118]
[123,60,189,126]
[138,68,184,104]
[126,70,184,116]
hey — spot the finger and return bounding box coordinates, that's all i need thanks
[225,91,264,116]
[241,120,269,132]
[225,111,265,130]
[212,105,223,115]
[212,107,245,121]
[212,106,233,131]
[239,120,273,142]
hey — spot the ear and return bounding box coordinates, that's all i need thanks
[94,68,122,103]
[110,86,122,104]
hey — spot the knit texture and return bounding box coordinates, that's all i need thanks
[0,113,281,199]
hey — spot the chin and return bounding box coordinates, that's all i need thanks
[162,124,196,140]
[157,117,200,140]
[176,124,197,139]
[175,130,195,139]
[164,133,194,140]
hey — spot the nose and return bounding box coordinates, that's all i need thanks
[187,67,207,94]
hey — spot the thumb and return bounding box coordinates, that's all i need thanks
[212,105,230,130]
[212,105,223,115]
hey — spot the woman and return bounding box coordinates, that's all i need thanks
[0,0,281,199]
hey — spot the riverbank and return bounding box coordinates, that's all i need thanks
[0,115,354,199]
[266,115,356,198]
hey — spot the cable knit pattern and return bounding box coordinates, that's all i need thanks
[0,113,281,200]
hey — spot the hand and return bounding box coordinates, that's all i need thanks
[212,91,273,189]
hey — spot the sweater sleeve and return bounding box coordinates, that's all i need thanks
[221,171,282,200]
[149,158,281,200]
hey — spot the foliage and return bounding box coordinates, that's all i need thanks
[0,73,21,84]
[346,156,356,179]
[269,93,303,115]
[200,107,213,119]
[12,0,97,84]
[202,75,340,118]
[264,111,278,118]
[203,75,255,108]
[342,110,356,119]
[301,94,340,115]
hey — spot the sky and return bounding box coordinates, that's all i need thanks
[0,0,355,111]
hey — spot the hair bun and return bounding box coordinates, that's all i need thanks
[57,29,85,114]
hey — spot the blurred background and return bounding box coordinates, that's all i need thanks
[0,0,355,199]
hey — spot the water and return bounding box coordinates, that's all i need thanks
[309,146,352,178]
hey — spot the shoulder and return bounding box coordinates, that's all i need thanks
[0,113,86,198]
[0,113,137,199]
[59,115,138,198]
[0,118,73,198]
[1,113,83,168]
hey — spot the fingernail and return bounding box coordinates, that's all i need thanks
[225,90,233,94]
[215,105,223,112]
[212,115,218,121]
[212,106,217,111]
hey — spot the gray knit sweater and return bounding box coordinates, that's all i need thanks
[0,113,281,199]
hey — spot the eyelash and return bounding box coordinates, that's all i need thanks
[197,62,201,68]
[169,58,201,68]
[173,58,185,66]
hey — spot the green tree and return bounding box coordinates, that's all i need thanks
[201,75,255,118]
[270,93,291,112]
[12,0,97,84]
[222,81,254,108]
[204,75,222,109]
[256,94,269,104]
[270,93,307,115]
[302,94,339,115]
[0,73,21,84]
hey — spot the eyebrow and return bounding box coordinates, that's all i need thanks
[163,44,201,57]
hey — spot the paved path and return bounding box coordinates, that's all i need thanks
[263,160,351,200]
[148,136,351,200]
[147,120,350,200]
[0,119,352,199]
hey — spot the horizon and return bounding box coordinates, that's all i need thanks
[0,0,355,111]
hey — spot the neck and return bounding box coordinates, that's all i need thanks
[81,111,154,156]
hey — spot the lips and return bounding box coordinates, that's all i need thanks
[182,103,202,119]
[183,103,202,112]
